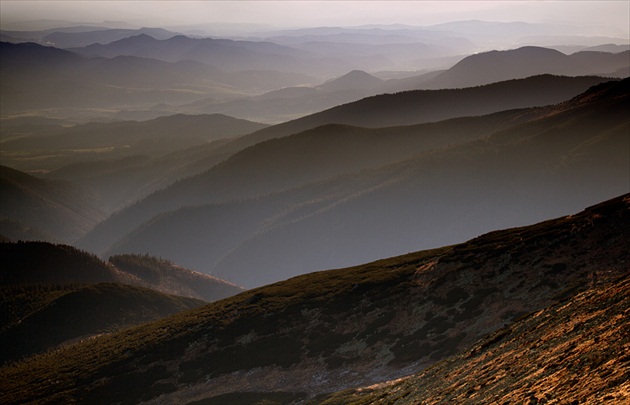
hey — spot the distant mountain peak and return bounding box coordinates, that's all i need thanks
[318,69,383,92]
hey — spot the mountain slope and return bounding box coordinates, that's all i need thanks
[0,165,105,243]
[95,78,629,287]
[0,242,242,364]
[0,283,206,365]
[78,110,525,255]
[77,75,616,255]
[0,241,243,301]
[1,194,628,404]
[320,273,630,404]
[215,74,615,148]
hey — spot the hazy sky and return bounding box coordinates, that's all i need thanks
[1,1,629,36]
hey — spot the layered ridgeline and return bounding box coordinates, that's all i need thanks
[1,194,628,404]
[77,75,615,250]
[84,78,629,288]
[0,40,315,116]
[0,165,105,243]
[180,46,629,122]
[0,242,243,364]
[1,114,268,212]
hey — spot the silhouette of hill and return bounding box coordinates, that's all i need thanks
[2,194,628,403]
[0,241,243,364]
[0,41,314,115]
[0,165,105,243]
[0,283,206,365]
[423,46,629,89]
[318,70,383,92]
[218,75,615,148]
[0,241,243,301]
[320,272,630,404]
[69,34,338,75]
[42,27,177,48]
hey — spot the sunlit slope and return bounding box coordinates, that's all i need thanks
[319,273,630,404]
[1,194,628,404]
[104,79,629,287]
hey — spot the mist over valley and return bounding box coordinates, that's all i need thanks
[1,2,629,403]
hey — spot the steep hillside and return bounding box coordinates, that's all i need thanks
[0,283,205,365]
[96,78,629,287]
[320,274,630,404]
[0,166,105,243]
[1,194,628,404]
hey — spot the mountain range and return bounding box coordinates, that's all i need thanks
[2,38,628,122]
[2,193,627,403]
[79,78,629,287]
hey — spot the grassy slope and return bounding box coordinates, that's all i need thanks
[318,275,630,404]
[1,193,628,404]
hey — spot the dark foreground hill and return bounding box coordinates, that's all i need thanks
[0,242,243,301]
[0,242,242,364]
[319,274,630,404]
[1,194,628,404]
[0,283,206,365]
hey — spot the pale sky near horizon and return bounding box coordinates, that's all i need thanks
[1,1,629,37]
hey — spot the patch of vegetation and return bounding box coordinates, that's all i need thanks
[188,391,307,405]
